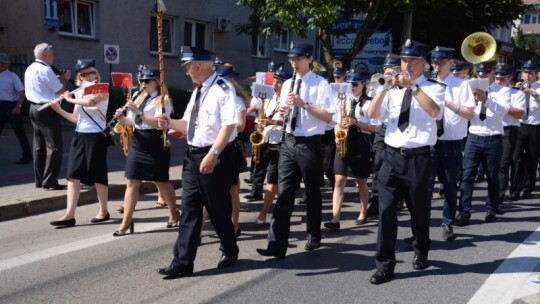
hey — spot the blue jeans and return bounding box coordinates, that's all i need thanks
[430,140,463,225]
[459,134,502,214]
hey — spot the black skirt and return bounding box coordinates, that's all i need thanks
[67,132,108,185]
[333,129,372,178]
[125,129,170,181]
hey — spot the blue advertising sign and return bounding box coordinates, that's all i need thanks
[331,19,392,73]
[44,0,59,27]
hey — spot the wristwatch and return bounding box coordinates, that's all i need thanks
[410,84,419,93]
[302,102,310,110]
[211,147,219,156]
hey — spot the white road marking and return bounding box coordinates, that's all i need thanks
[0,222,167,272]
[468,228,540,304]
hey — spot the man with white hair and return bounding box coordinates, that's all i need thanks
[24,43,71,190]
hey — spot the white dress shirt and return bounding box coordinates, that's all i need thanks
[379,74,446,148]
[182,73,238,147]
[503,86,526,127]
[468,82,510,136]
[75,80,109,133]
[439,74,475,140]
[520,81,540,125]
[0,70,24,101]
[280,70,336,136]
[24,59,63,104]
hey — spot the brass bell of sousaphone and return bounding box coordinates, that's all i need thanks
[461,32,497,65]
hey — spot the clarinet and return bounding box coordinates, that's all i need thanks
[279,69,297,142]
[107,86,143,129]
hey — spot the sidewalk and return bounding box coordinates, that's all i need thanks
[0,119,186,221]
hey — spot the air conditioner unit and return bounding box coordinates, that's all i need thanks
[215,17,231,32]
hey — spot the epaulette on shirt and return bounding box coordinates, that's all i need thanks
[216,79,230,91]
[427,78,447,87]
[512,86,520,91]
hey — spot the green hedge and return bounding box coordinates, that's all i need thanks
[106,87,193,120]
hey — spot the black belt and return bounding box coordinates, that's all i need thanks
[188,145,212,154]
[389,145,430,156]
[503,126,518,130]
[520,123,540,127]
[28,101,45,105]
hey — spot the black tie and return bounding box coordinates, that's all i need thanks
[188,85,202,141]
[525,93,530,119]
[436,113,444,137]
[290,79,303,131]
[349,98,358,117]
[398,89,412,132]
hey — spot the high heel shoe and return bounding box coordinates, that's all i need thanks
[50,218,76,227]
[166,210,180,228]
[113,221,134,237]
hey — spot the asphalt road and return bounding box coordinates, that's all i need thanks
[1,175,539,304]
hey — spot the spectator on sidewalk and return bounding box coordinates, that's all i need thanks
[24,43,71,190]
[0,53,32,164]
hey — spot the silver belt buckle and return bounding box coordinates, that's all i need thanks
[399,148,407,156]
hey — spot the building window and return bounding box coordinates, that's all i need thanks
[58,0,95,38]
[532,14,538,24]
[251,35,267,57]
[150,15,174,54]
[524,14,531,24]
[274,29,289,51]
[184,21,206,48]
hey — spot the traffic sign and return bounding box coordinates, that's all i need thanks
[104,44,120,64]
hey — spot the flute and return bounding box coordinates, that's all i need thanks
[279,69,297,142]
[37,80,96,112]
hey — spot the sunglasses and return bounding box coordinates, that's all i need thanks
[80,71,97,77]
[288,56,307,62]
[140,79,154,83]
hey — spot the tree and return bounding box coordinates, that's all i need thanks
[237,0,535,72]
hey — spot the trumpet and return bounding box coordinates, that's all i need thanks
[370,71,404,92]
[37,81,96,111]
[335,92,348,158]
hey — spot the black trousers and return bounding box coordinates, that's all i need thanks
[171,145,239,271]
[376,146,432,272]
[321,129,336,188]
[29,103,63,187]
[251,144,281,195]
[266,134,322,252]
[370,124,387,201]
[513,124,540,193]
[0,101,32,159]
[499,126,519,200]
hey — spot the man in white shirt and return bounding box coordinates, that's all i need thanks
[256,41,335,258]
[24,43,71,190]
[0,53,32,164]
[428,46,475,241]
[454,61,511,226]
[368,39,445,284]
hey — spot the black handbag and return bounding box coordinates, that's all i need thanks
[81,107,116,147]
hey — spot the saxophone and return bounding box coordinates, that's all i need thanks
[335,92,348,158]
[249,93,267,164]
[110,87,136,156]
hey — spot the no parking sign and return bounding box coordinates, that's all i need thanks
[104,44,120,64]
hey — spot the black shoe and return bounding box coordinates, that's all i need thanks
[244,193,263,202]
[508,192,520,201]
[157,264,193,278]
[493,205,505,215]
[43,184,67,190]
[367,201,379,216]
[324,221,340,232]
[90,212,110,223]
[369,269,394,285]
[296,198,306,205]
[354,217,368,225]
[475,174,485,183]
[243,178,253,184]
[412,254,429,270]
[453,212,470,227]
[438,187,445,197]
[304,234,321,251]
[521,189,532,198]
[15,157,32,164]
[485,210,497,223]
[217,254,238,269]
[50,218,76,227]
[256,248,286,259]
[442,224,455,241]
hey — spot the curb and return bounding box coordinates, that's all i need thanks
[0,179,182,222]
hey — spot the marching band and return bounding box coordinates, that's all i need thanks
[34,31,540,284]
